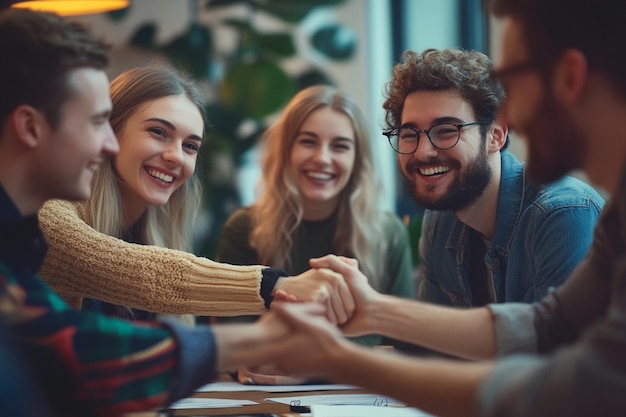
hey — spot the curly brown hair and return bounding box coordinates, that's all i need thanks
[383,48,504,143]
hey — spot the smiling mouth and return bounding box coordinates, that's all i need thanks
[146,168,174,183]
[306,171,334,181]
[419,165,450,177]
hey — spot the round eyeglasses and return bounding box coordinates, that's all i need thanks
[383,122,483,154]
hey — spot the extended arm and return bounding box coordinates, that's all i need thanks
[38,199,267,315]
[310,255,497,360]
[236,302,493,417]
[39,200,354,322]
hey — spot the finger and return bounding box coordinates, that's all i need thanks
[274,303,336,340]
[272,301,326,317]
[309,255,354,276]
[337,256,358,268]
[333,271,356,321]
[272,289,299,303]
[324,294,338,325]
[326,276,351,325]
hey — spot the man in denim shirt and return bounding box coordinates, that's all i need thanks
[247,1,626,415]
[382,49,604,307]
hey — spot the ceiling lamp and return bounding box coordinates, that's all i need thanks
[11,1,129,16]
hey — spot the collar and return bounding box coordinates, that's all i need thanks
[490,151,525,254]
[0,186,47,278]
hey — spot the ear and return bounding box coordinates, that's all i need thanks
[487,117,508,153]
[552,48,588,106]
[11,105,48,148]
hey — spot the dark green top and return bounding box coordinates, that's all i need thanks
[216,207,415,347]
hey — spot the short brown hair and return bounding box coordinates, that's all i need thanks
[0,8,110,128]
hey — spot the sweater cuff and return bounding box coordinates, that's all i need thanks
[260,268,289,309]
[161,320,217,404]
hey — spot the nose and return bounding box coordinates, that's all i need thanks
[312,144,331,164]
[103,122,119,156]
[413,131,438,158]
[163,141,184,167]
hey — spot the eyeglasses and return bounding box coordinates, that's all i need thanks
[489,60,540,83]
[383,122,483,154]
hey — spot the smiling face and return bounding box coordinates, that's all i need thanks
[39,68,119,203]
[289,107,356,220]
[398,89,492,211]
[113,94,203,220]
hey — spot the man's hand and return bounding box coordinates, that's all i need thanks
[309,255,382,336]
[273,268,355,325]
[223,301,332,374]
[231,302,352,379]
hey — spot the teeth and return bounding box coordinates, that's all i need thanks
[420,166,450,176]
[307,171,333,180]
[147,168,174,183]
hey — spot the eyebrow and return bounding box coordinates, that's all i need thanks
[401,116,465,129]
[144,117,203,141]
[92,109,112,120]
[298,131,354,142]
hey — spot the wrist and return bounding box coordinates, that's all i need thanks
[368,293,398,335]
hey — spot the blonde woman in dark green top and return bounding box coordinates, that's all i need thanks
[217,85,415,349]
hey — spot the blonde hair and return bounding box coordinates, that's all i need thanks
[251,85,384,286]
[83,65,206,251]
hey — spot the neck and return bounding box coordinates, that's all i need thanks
[0,153,44,217]
[302,199,338,221]
[118,187,147,232]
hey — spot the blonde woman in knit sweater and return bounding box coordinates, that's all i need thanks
[37,66,354,323]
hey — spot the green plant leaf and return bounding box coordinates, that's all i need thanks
[161,23,213,78]
[252,0,348,23]
[220,60,295,118]
[255,33,296,57]
[311,24,356,60]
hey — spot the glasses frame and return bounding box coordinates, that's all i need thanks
[383,121,484,154]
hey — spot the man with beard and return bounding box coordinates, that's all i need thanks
[383,48,604,308]
[242,0,626,416]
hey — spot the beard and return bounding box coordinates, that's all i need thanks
[402,142,492,212]
[519,88,586,184]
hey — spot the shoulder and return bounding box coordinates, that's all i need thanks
[39,199,83,222]
[223,206,253,230]
[378,211,407,233]
[527,176,605,213]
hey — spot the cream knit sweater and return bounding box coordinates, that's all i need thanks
[38,199,267,316]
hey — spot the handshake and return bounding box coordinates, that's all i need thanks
[215,254,384,385]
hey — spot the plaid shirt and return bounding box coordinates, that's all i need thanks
[0,187,217,417]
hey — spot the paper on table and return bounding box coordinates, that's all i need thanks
[312,405,436,417]
[195,381,359,393]
[265,393,404,407]
[167,397,258,409]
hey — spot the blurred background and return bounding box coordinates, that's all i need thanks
[3,0,518,264]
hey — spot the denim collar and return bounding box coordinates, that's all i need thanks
[444,151,525,255]
[490,151,526,256]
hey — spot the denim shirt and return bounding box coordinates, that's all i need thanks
[417,151,605,306]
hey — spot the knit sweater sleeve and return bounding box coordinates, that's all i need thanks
[37,199,267,316]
